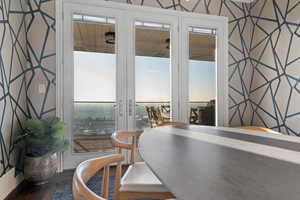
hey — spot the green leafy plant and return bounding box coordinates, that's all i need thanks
[16,117,69,157]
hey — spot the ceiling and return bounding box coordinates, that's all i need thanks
[74,21,215,62]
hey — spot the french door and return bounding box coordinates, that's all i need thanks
[179,16,228,126]
[126,12,179,130]
[59,0,228,169]
[62,5,129,169]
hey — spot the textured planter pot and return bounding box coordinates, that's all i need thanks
[24,153,58,185]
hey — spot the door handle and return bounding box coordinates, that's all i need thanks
[128,99,133,117]
[119,100,123,117]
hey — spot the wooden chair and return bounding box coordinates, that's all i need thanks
[160,105,170,114]
[237,126,281,134]
[200,105,215,126]
[160,105,171,121]
[146,106,161,128]
[73,154,124,200]
[189,108,200,124]
[111,130,174,200]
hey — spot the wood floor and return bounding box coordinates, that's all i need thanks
[73,136,114,153]
[5,170,74,200]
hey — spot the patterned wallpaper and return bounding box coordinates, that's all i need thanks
[1,0,300,177]
[0,0,28,177]
[26,0,56,119]
[248,0,300,135]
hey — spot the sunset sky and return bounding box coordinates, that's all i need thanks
[74,51,215,102]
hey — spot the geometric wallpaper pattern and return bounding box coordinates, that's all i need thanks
[25,0,56,119]
[0,0,27,177]
[248,0,300,136]
[1,0,300,177]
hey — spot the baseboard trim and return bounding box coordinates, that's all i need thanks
[0,168,23,200]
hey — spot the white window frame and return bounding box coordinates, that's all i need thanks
[56,1,128,170]
[179,15,228,126]
[56,0,228,170]
[126,11,180,130]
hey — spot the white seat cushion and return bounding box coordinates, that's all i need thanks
[120,162,169,193]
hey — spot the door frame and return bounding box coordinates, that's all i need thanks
[57,2,128,169]
[179,15,228,126]
[126,11,180,130]
[56,0,228,170]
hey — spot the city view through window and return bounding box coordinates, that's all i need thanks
[73,51,215,134]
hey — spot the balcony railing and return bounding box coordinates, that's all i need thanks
[72,101,213,153]
[73,101,210,134]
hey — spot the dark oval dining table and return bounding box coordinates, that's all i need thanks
[138,125,300,200]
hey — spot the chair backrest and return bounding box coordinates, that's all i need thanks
[73,154,124,200]
[200,105,215,126]
[146,106,155,128]
[161,105,170,115]
[146,106,164,128]
[146,106,153,121]
[238,126,281,134]
[111,130,143,164]
[189,108,199,124]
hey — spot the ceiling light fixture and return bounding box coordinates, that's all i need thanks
[166,38,170,49]
[105,31,115,44]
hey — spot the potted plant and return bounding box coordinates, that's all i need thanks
[16,117,69,185]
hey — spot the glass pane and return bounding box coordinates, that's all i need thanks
[72,15,116,153]
[188,27,216,126]
[135,21,171,129]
